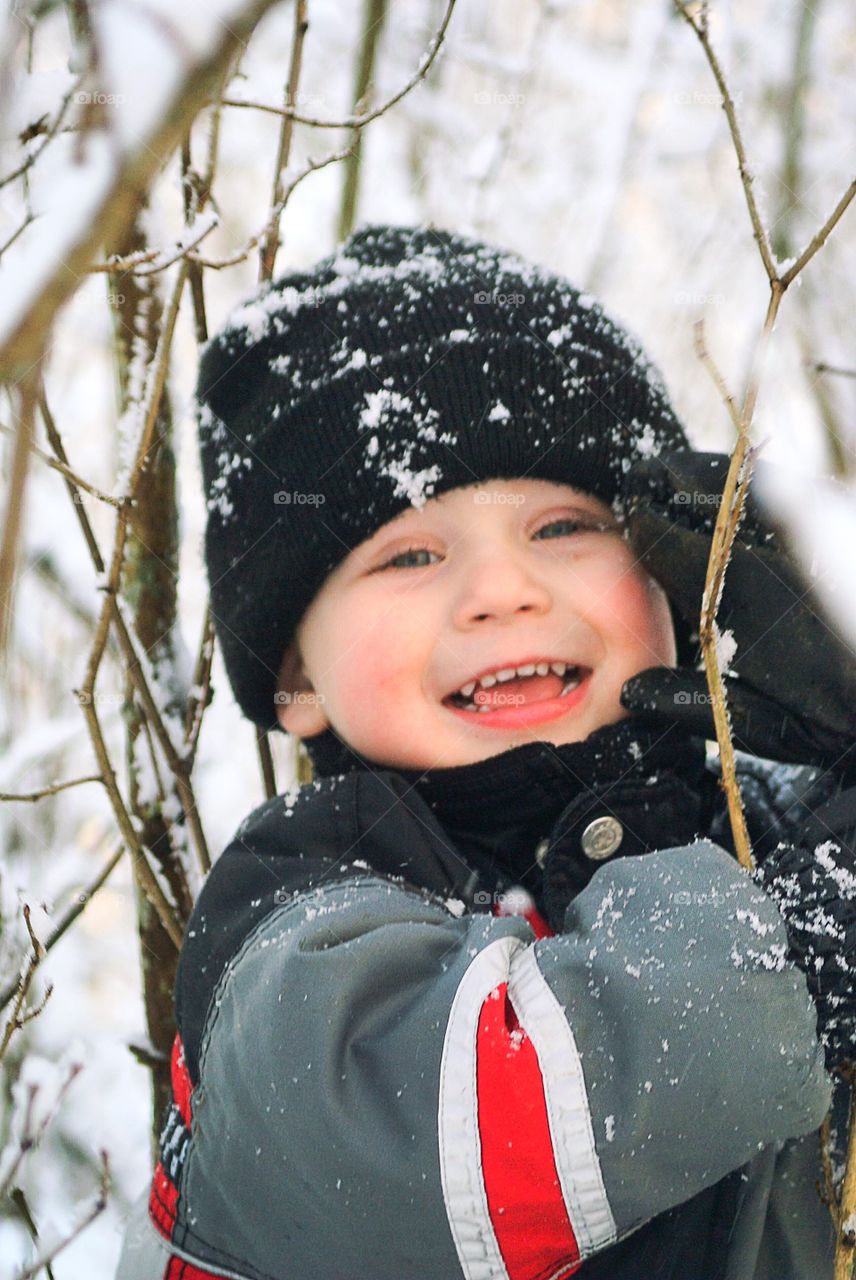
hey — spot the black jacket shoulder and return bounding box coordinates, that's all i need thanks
[175,768,473,1082]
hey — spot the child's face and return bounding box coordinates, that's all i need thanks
[276,478,677,770]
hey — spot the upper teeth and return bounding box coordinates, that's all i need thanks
[455,661,579,699]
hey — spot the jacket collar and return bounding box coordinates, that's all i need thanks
[301,719,711,883]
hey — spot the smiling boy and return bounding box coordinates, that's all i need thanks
[276,477,676,768]
[116,224,856,1280]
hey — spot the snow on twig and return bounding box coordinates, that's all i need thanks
[0,0,281,379]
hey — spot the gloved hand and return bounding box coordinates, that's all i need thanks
[618,451,856,782]
[752,837,856,1070]
[540,716,711,930]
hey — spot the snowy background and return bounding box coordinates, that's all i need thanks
[0,0,855,1271]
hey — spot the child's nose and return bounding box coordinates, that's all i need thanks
[453,547,552,627]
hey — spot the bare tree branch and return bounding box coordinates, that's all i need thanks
[222,0,456,131]
[13,1150,109,1280]
[190,146,353,270]
[0,775,102,802]
[0,422,126,508]
[338,0,389,243]
[780,177,856,287]
[0,213,36,262]
[0,844,124,1016]
[259,0,309,282]
[0,78,83,192]
[88,214,218,277]
[835,1069,856,1280]
[183,607,215,765]
[0,1063,82,1200]
[7,1187,57,1280]
[0,906,50,1061]
[0,0,281,381]
[674,1,778,282]
[674,4,856,1266]
[0,361,42,661]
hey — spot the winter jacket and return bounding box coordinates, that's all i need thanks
[115,722,855,1280]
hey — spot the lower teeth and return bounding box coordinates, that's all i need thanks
[457,674,583,713]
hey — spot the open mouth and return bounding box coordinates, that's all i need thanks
[442,660,591,714]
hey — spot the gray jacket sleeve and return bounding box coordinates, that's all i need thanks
[167,840,829,1280]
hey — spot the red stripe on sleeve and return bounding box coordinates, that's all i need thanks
[492,888,555,939]
[476,981,581,1280]
[171,1034,193,1127]
[520,905,554,940]
[165,1256,229,1279]
[149,1161,178,1240]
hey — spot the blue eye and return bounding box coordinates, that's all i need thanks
[379,547,440,570]
[375,518,613,570]
[535,518,589,539]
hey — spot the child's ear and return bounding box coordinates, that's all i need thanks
[275,640,329,737]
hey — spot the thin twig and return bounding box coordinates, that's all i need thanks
[75,680,182,948]
[88,214,218,277]
[0,362,42,660]
[0,0,282,379]
[112,596,211,875]
[183,607,215,764]
[820,1113,840,1229]
[690,320,753,867]
[693,320,742,436]
[39,392,108,572]
[259,0,308,281]
[0,1064,82,1200]
[43,308,211,880]
[222,0,456,130]
[780,178,856,288]
[338,0,389,243]
[14,1150,109,1280]
[182,56,232,341]
[0,78,82,191]
[677,5,856,1268]
[122,262,189,500]
[0,422,126,507]
[772,0,819,264]
[0,906,49,1061]
[0,843,125,1016]
[835,1070,856,1280]
[190,146,352,270]
[7,1187,57,1280]
[74,260,188,945]
[0,775,102,802]
[673,1,777,282]
[257,728,277,800]
[0,212,36,260]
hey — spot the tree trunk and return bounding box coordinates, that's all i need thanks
[109,213,193,1157]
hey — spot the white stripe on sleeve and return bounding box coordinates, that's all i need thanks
[507,946,617,1255]
[437,935,524,1280]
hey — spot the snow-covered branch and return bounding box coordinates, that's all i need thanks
[0,0,280,379]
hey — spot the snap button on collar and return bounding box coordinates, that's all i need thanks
[581,815,624,861]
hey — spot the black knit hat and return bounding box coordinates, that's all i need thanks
[196,222,692,738]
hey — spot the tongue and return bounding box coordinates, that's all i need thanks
[473,672,565,708]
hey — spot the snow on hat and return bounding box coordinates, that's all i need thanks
[196,221,691,734]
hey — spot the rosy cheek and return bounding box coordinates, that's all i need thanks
[334,635,401,720]
[590,566,667,652]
